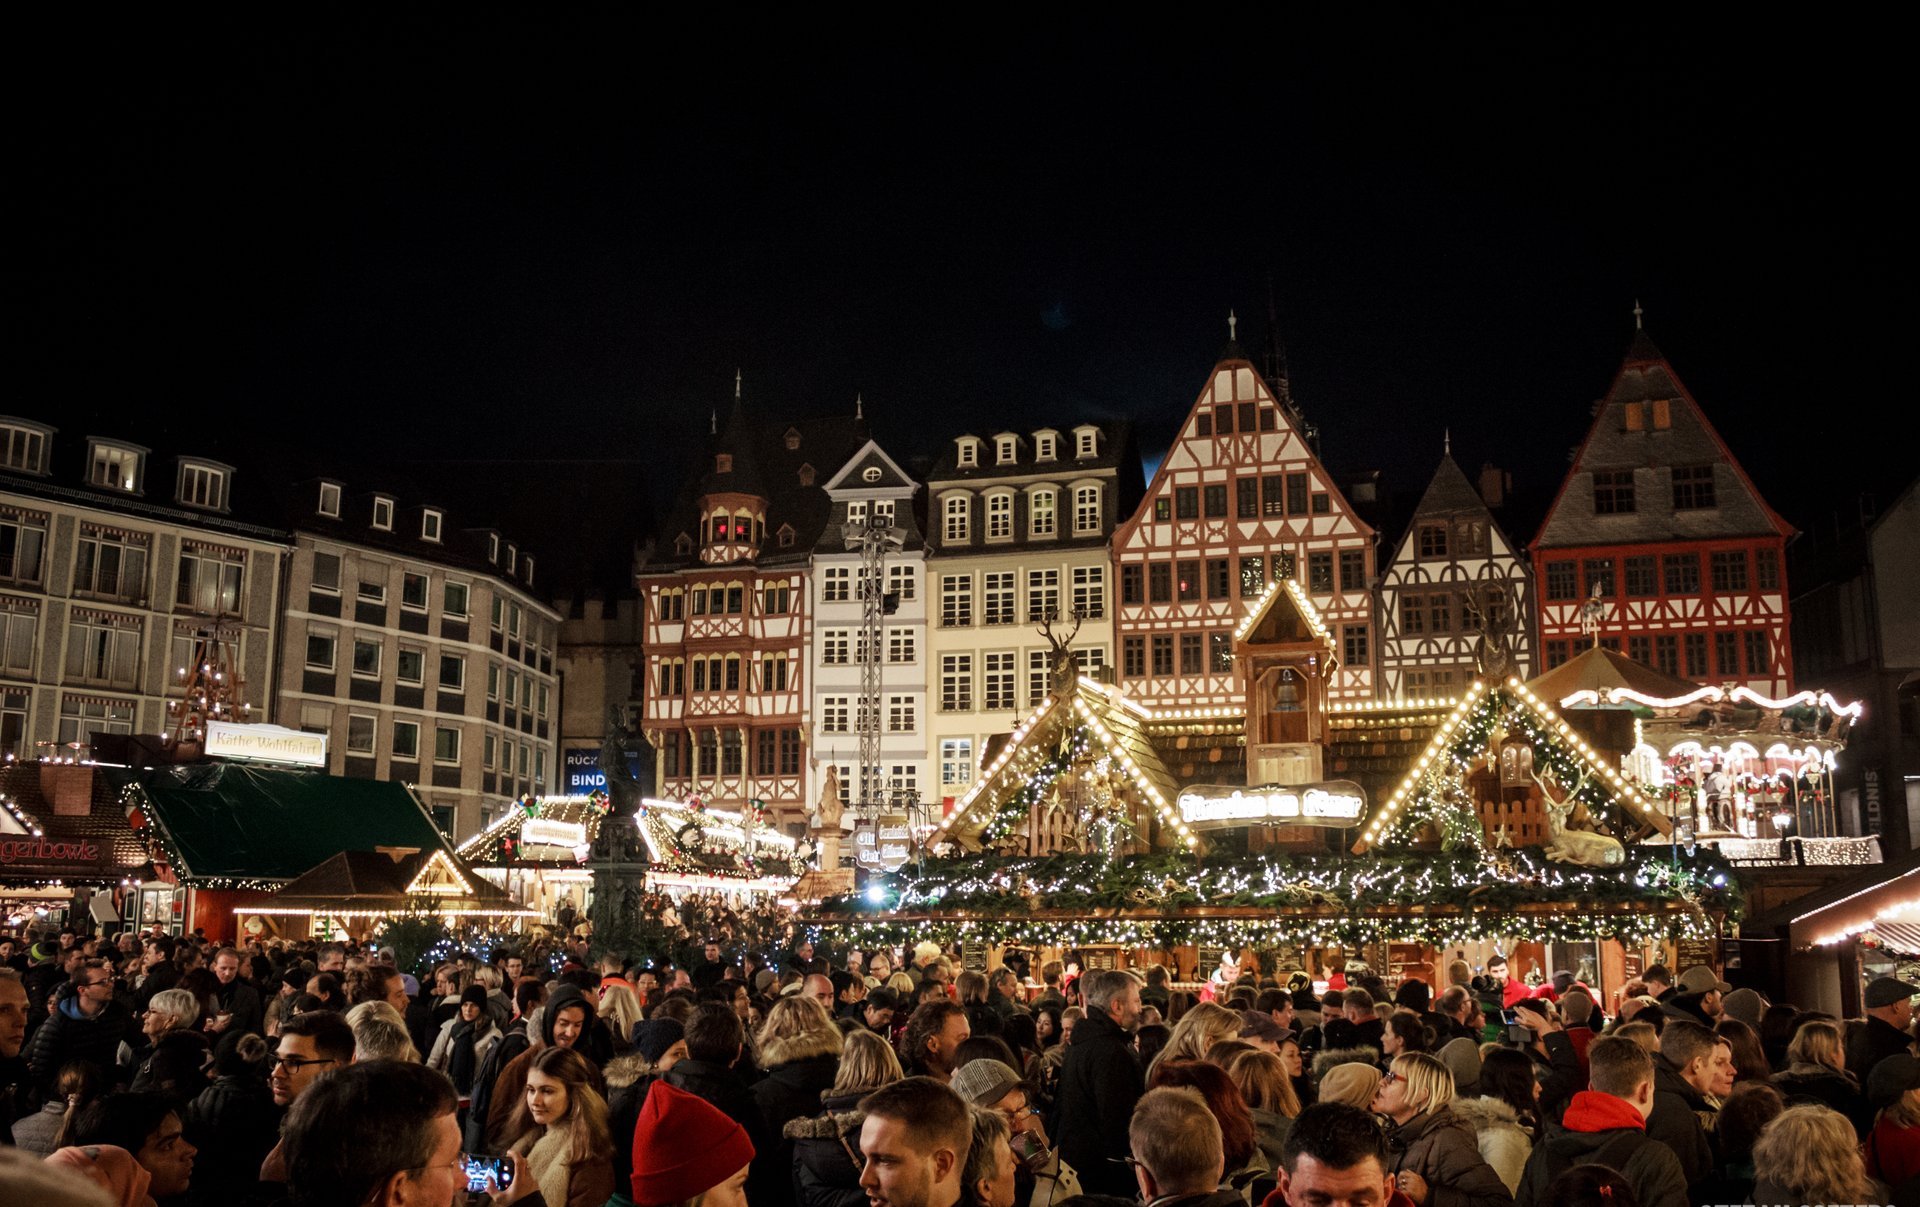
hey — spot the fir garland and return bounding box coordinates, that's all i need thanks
[980,723,1094,843]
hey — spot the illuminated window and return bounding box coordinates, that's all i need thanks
[88,440,144,492]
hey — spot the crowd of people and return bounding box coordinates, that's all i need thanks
[0,922,1913,1207]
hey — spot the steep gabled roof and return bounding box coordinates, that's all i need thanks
[1534,324,1794,550]
[822,439,918,494]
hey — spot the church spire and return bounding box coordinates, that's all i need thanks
[855,392,864,421]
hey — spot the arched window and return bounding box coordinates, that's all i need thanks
[943,494,970,542]
[1029,488,1057,537]
[1073,485,1102,534]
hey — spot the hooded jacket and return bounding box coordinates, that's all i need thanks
[484,987,606,1148]
[24,994,130,1096]
[1646,1055,1712,1187]
[786,1100,867,1207]
[184,1070,281,1202]
[751,1030,842,1207]
[605,1051,666,1204]
[1448,1097,1531,1193]
[1515,1091,1686,1207]
[1381,1106,1514,1207]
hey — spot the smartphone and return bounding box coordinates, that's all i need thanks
[461,1153,514,1194]
[1502,1010,1531,1045]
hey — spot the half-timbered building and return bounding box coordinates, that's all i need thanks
[1531,317,1794,692]
[638,387,864,825]
[1376,449,1536,700]
[1113,333,1377,705]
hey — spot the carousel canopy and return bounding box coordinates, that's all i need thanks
[1527,645,1705,709]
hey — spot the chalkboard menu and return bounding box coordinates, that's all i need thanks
[1198,946,1226,977]
[1674,935,1720,974]
[1080,946,1122,971]
[961,940,990,972]
[1622,951,1645,981]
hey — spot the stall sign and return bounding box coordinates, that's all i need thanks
[1177,781,1365,829]
[853,815,911,872]
[0,836,105,869]
[521,819,589,848]
[962,940,990,972]
[206,721,328,768]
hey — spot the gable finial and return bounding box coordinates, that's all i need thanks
[1228,309,1238,342]
[1444,428,1452,456]
[735,367,743,400]
[710,407,718,435]
[855,392,864,421]
[1632,299,1644,330]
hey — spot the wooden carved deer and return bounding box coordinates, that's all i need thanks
[1531,761,1625,866]
[1035,605,1085,695]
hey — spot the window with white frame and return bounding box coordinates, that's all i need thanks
[888,696,915,732]
[1072,565,1105,619]
[57,696,133,748]
[940,739,974,789]
[396,648,424,685]
[392,719,420,759]
[0,512,48,586]
[887,765,919,796]
[887,628,916,663]
[434,725,461,763]
[1027,649,1050,706]
[422,509,443,542]
[1034,432,1057,461]
[1073,646,1106,674]
[1,690,28,760]
[1075,429,1098,458]
[984,652,1015,710]
[176,547,244,615]
[987,493,1013,539]
[311,551,341,593]
[64,617,140,688]
[0,422,50,475]
[88,441,143,491]
[0,608,37,676]
[943,495,970,542]
[358,570,387,603]
[401,572,429,610]
[347,714,376,753]
[317,482,342,517]
[887,564,915,600]
[305,630,336,670]
[487,533,499,563]
[1030,489,1056,537]
[1073,485,1101,533]
[995,435,1017,464]
[941,574,972,626]
[873,500,895,526]
[822,696,849,733]
[822,630,850,664]
[352,638,381,678]
[442,580,469,618]
[845,500,868,528]
[372,496,394,531]
[297,702,331,734]
[176,461,227,510]
[1027,568,1060,622]
[822,566,851,603]
[984,572,1014,625]
[957,439,979,467]
[483,731,496,769]
[940,654,973,711]
[74,529,148,602]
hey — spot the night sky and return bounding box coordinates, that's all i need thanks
[11,13,1905,590]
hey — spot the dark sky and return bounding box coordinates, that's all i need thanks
[10,13,1905,588]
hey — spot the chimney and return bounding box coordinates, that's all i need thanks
[1478,463,1510,510]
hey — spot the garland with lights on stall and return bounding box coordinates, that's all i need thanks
[978,721,1097,844]
[807,845,1739,951]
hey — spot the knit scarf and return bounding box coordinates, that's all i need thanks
[518,1126,576,1207]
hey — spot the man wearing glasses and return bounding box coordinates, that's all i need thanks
[23,957,126,1096]
[261,1010,357,1185]
[952,1059,1083,1207]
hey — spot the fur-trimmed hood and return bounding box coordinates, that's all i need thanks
[1449,1096,1524,1133]
[785,1108,864,1141]
[603,1051,655,1091]
[1312,1046,1382,1078]
[760,1028,844,1069]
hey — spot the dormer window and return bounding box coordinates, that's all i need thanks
[317,482,342,518]
[956,439,979,468]
[798,463,816,486]
[784,427,802,450]
[676,533,694,556]
[176,459,230,511]
[715,453,733,474]
[488,533,500,563]
[371,496,395,531]
[88,440,145,492]
[777,524,795,548]
[506,543,517,573]
[1034,431,1058,461]
[523,556,533,586]
[1075,428,1099,459]
[422,509,443,542]
[995,435,1018,464]
[0,419,52,475]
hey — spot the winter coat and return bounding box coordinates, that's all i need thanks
[604,1052,662,1204]
[129,1028,211,1099]
[213,976,264,1037]
[24,995,131,1095]
[664,1057,775,1199]
[1771,1063,1870,1137]
[484,988,607,1150]
[1647,1055,1713,1188]
[465,1017,530,1151]
[1848,1015,1914,1085]
[786,1099,867,1207]
[1051,1009,1145,1198]
[1381,1106,1515,1207]
[1449,1097,1531,1193]
[1525,1031,1583,1126]
[1868,1113,1920,1189]
[1514,1090,1685,1207]
[10,1098,70,1156]
[184,1072,281,1203]
[427,1014,502,1094]
[752,1037,842,1207]
[1248,1107,1292,1176]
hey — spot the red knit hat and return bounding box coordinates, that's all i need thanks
[631,1080,756,1205]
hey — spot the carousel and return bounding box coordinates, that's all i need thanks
[805,580,1741,1002]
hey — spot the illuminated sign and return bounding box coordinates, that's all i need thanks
[1176,781,1366,829]
[521,818,588,848]
[205,721,328,768]
[854,814,912,871]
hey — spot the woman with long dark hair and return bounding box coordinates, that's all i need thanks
[501,1046,615,1207]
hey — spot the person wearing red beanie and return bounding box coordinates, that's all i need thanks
[630,1080,754,1207]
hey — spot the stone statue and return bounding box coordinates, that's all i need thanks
[599,705,655,816]
[590,707,654,941]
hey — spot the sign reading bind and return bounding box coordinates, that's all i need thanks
[1176,780,1366,830]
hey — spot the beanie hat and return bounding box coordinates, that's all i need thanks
[1393,980,1431,1012]
[1438,1035,1482,1095]
[1720,986,1767,1027]
[45,1143,154,1207]
[460,985,490,1009]
[631,1080,755,1203]
[632,1018,686,1064]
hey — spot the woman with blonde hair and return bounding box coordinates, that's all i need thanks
[502,1045,616,1207]
[600,983,644,1056]
[753,997,845,1193]
[1372,1052,1510,1207]
[789,1028,903,1207]
[1225,1049,1300,1172]
[1754,1103,1878,1206]
[1145,999,1241,1081]
[1769,1019,1866,1133]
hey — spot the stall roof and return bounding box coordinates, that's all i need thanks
[0,763,151,883]
[113,764,451,885]
[1752,842,1920,949]
[245,848,534,918]
[1527,645,1706,708]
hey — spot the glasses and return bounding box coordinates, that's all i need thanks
[1004,1105,1037,1123]
[1378,1071,1401,1087]
[77,978,113,989]
[271,1055,337,1072]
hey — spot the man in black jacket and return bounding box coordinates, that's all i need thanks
[209,947,264,1037]
[1516,1036,1686,1207]
[24,957,128,1097]
[1647,1021,1720,1190]
[665,1002,775,1204]
[1848,976,1915,1084]
[1052,968,1143,1197]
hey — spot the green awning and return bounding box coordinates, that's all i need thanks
[113,764,450,885]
